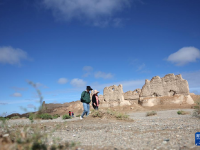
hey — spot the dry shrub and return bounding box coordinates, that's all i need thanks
[91,109,130,120]
[146,111,157,117]
[193,98,200,117]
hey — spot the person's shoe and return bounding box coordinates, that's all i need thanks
[80,116,83,120]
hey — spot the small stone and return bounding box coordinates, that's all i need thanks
[73,134,76,137]
[3,134,9,137]
[163,141,167,144]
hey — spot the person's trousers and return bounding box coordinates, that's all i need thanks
[92,104,98,110]
[81,103,90,117]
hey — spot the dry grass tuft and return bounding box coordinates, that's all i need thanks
[146,111,157,117]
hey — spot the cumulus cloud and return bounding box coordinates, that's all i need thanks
[58,78,68,84]
[0,103,7,105]
[27,104,35,108]
[94,71,114,79]
[35,82,48,88]
[83,66,93,77]
[11,87,28,92]
[83,66,93,72]
[0,46,30,65]
[42,0,131,26]
[10,93,22,97]
[70,78,86,88]
[167,47,200,66]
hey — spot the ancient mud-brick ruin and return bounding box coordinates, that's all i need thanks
[140,74,189,97]
[100,84,131,107]
[99,73,194,107]
[124,89,141,101]
[104,85,124,102]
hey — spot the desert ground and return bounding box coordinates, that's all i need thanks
[1,104,200,150]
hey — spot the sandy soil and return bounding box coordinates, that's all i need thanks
[1,108,200,150]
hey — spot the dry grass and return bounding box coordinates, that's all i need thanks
[91,109,130,120]
[146,111,157,117]
[193,98,200,117]
[0,81,77,150]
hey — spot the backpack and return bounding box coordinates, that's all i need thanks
[80,91,86,102]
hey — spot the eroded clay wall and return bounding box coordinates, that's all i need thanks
[140,74,189,97]
[103,84,124,102]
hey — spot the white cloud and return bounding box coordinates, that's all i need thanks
[42,0,131,26]
[83,72,91,77]
[58,78,68,84]
[11,87,28,92]
[70,78,86,88]
[0,46,29,65]
[167,47,200,66]
[94,71,114,79]
[83,66,93,77]
[27,104,35,108]
[137,63,145,71]
[35,82,48,88]
[83,66,93,72]
[10,93,22,97]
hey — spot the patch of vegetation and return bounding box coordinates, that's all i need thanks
[39,113,53,120]
[62,114,71,119]
[0,117,9,122]
[177,110,189,115]
[0,81,78,150]
[91,110,103,118]
[146,111,157,117]
[29,113,56,120]
[29,113,34,121]
[76,114,81,117]
[11,116,20,119]
[193,98,200,117]
[115,112,129,120]
[52,114,60,119]
[91,109,130,120]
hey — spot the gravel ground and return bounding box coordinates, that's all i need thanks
[1,109,200,150]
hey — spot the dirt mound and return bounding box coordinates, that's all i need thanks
[191,95,200,102]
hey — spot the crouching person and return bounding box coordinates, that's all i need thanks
[80,86,93,119]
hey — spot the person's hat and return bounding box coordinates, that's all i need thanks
[93,90,100,94]
[86,86,93,90]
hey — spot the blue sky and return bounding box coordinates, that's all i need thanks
[0,0,200,116]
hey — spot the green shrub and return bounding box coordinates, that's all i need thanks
[29,113,34,120]
[115,113,129,120]
[0,117,8,121]
[91,110,103,118]
[11,116,20,119]
[177,110,189,115]
[52,114,60,119]
[76,114,81,117]
[146,111,157,116]
[62,114,71,119]
[39,113,52,120]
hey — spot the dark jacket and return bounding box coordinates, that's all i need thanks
[81,91,91,104]
[92,94,98,105]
